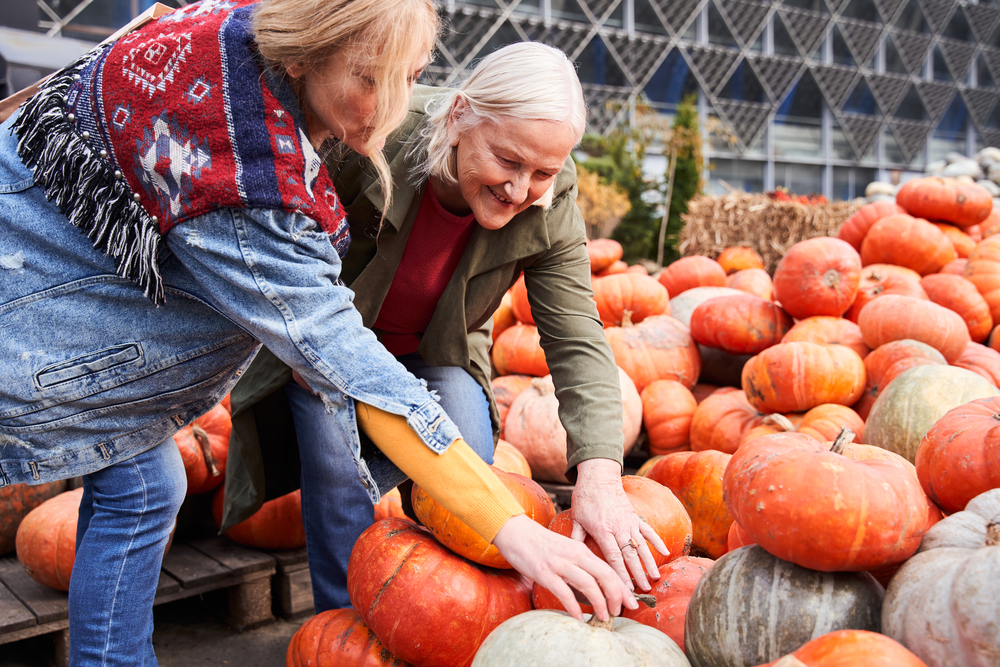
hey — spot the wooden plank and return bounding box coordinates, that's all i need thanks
[268,548,308,573]
[149,569,272,608]
[189,537,275,578]
[160,543,230,589]
[154,570,181,599]
[0,558,68,625]
[0,580,36,635]
[0,618,67,646]
[274,567,314,620]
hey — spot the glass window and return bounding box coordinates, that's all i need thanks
[775,162,823,195]
[894,85,928,121]
[773,73,822,158]
[744,127,766,155]
[933,45,952,83]
[929,95,968,162]
[643,49,700,110]
[840,0,879,23]
[978,54,997,89]
[833,166,852,201]
[471,22,524,63]
[781,0,827,13]
[832,119,855,160]
[513,0,541,15]
[718,60,766,102]
[832,26,856,67]
[708,158,765,194]
[895,0,929,33]
[773,14,800,57]
[884,35,909,75]
[884,128,927,168]
[634,0,669,35]
[603,2,624,28]
[942,7,972,42]
[843,78,877,115]
[706,112,741,152]
[576,37,630,87]
[551,0,589,23]
[708,2,739,48]
[991,22,1000,50]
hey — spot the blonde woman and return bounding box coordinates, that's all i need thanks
[226,41,668,619]
[0,3,630,665]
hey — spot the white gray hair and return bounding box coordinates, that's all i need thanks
[409,42,587,187]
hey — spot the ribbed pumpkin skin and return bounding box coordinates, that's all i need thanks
[374,487,406,523]
[895,176,993,228]
[725,268,773,300]
[772,237,862,319]
[212,486,305,550]
[860,214,958,275]
[781,316,869,359]
[689,389,766,454]
[286,608,411,667]
[837,200,907,251]
[491,439,532,478]
[950,341,1000,387]
[658,256,727,298]
[717,246,765,274]
[348,519,533,667]
[646,450,733,558]
[491,374,533,439]
[669,287,744,327]
[491,324,548,377]
[726,520,754,553]
[684,545,885,667]
[724,433,941,572]
[641,379,698,455]
[882,490,1000,667]
[509,274,533,325]
[940,258,968,275]
[934,222,976,258]
[492,291,516,343]
[794,404,865,442]
[741,342,866,414]
[15,488,82,591]
[858,294,971,362]
[411,467,555,568]
[604,314,701,392]
[621,556,715,651]
[852,339,947,420]
[592,272,670,327]
[844,271,928,323]
[919,274,993,342]
[175,403,231,496]
[962,236,1000,323]
[588,238,624,273]
[756,630,929,667]
[863,365,1000,462]
[690,294,792,355]
[0,480,67,555]
[915,397,1000,513]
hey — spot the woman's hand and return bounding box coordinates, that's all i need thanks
[492,514,637,621]
[569,458,670,592]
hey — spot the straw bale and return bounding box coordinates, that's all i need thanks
[677,193,864,274]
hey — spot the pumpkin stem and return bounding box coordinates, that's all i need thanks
[193,424,220,477]
[762,413,795,431]
[529,376,556,396]
[634,592,656,608]
[987,521,1000,547]
[586,615,615,631]
[829,428,856,454]
[773,657,808,667]
[621,310,634,327]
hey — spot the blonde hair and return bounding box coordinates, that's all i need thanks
[411,42,587,187]
[254,0,440,214]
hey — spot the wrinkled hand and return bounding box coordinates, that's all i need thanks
[569,458,670,592]
[492,514,637,621]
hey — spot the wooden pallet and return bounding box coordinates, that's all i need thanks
[268,548,314,620]
[0,536,277,666]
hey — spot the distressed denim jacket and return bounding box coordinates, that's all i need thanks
[0,115,460,493]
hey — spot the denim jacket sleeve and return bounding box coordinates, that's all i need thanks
[164,206,462,455]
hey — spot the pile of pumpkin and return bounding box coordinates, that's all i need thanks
[289,174,1000,666]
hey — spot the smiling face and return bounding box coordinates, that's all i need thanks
[288,49,429,155]
[432,97,579,230]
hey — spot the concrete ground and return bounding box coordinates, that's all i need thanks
[0,596,307,667]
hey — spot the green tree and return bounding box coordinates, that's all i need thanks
[658,94,703,267]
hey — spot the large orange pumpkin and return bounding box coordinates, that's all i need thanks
[933,222,976,258]
[175,403,231,496]
[492,291,517,343]
[509,274,533,325]
[689,388,766,454]
[211,485,305,550]
[373,487,407,522]
[860,214,958,275]
[794,403,866,442]
[411,466,555,568]
[646,450,733,558]
[604,314,701,392]
[690,293,792,355]
[15,487,83,591]
[781,316,869,359]
[716,246,764,274]
[348,518,532,667]
[741,342,866,414]
[725,267,773,300]
[592,272,669,327]
[951,340,1000,387]
[895,176,993,228]
[587,238,624,274]
[0,480,67,555]
[851,339,947,420]
[915,396,1000,513]
[756,629,929,667]
[919,273,993,342]
[772,237,862,319]
[286,608,411,667]
[620,557,715,653]
[491,324,548,377]
[641,379,698,455]
[657,256,727,297]
[844,268,928,323]
[724,432,942,572]
[491,439,532,478]
[491,374,533,439]
[594,259,629,277]
[962,234,1000,323]
[837,200,907,251]
[857,294,971,362]
[940,258,968,275]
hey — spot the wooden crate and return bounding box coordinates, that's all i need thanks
[268,548,314,620]
[0,536,277,666]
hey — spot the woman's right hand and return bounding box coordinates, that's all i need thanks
[491,513,637,621]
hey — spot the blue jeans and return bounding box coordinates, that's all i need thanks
[287,353,494,611]
[70,438,187,667]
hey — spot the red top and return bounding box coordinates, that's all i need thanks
[374,181,477,356]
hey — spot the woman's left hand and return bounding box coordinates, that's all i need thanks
[569,458,669,592]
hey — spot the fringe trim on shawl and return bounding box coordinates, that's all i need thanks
[11,50,167,305]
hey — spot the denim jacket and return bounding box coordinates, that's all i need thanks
[0,115,460,492]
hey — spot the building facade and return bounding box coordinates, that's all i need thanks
[3,0,999,200]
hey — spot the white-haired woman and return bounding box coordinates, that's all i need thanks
[0,4,632,664]
[225,41,668,618]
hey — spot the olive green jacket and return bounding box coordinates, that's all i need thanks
[221,85,623,528]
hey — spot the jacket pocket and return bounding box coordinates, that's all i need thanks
[35,344,143,388]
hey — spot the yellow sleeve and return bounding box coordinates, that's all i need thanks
[356,402,525,543]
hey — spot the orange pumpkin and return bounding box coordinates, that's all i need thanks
[844,269,928,323]
[690,294,792,355]
[604,314,701,393]
[860,214,958,276]
[0,480,67,555]
[174,403,231,496]
[950,341,1000,387]
[794,404,865,442]
[725,268,773,300]
[509,274,533,325]
[491,439,532,478]
[595,259,629,277]
[896,176,993,228]
[15,488,82,591]
[689,389,766,454]
[212,485,305,550]
[646,450,733,558]
[691,383,724,404]
[411,466,555,568]
[641,380,698,455]
[756,629,929,667]
[587,238,624,273]
[772,237,862,320]
[857,294,971,362]
[716,246,765,274]
[920,273,993,342]
[837,200,907,251]
[373,487,406,522]
[741,342,866,414]
[933,222,976,258]
[491,324,548,377]
[492,291,517,343]
[963,235,1000,324]
[940,258,968,275]
[592,272,669,327]
[781,316,869,360]
[726,519,755,553]
[492,374,533,439]
[620,557,715,652]
[286,608,411,667]
[657,256,727,298]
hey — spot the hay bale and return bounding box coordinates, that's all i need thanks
[677,193,864,274]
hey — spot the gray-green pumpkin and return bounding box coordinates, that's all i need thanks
[684,545,884,667]
[863,364,1000,462]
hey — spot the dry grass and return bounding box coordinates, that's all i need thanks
[678,193,865,273]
